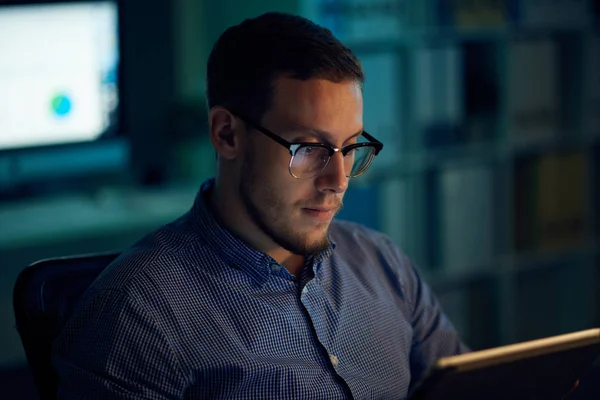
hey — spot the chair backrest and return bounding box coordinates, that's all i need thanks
[13,252,120,400]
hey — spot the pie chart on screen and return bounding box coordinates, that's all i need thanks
[51,92,72,117]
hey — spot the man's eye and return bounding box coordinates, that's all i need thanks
[298,146,320,156]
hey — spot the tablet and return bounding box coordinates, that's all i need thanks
[409,328,600,400]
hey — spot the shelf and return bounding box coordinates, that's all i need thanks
[424,242,598,290]
[361,134,598,183]
[345,26,600,53]
[508,134,598,156]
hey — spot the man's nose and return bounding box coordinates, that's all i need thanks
[316,152,348,194]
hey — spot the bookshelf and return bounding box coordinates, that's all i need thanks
[323,0,600,350]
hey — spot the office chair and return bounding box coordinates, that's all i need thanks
[13,251,120,400]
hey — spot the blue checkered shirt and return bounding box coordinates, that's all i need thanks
[53,179,468,399]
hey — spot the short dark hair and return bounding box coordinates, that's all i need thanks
[206,12,364,122]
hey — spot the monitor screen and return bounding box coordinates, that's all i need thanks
[0,1,119,150]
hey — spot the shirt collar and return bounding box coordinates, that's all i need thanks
[190,178,336,284]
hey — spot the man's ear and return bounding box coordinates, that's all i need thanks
[209,107,245,160]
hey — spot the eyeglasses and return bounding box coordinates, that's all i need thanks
[234,113,383,179]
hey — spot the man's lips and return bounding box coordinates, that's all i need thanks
[303,206,337,212]
[301,205,340,222]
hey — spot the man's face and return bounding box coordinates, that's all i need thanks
[238,77,363,256]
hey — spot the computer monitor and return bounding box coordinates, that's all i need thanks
[0,0,127,196]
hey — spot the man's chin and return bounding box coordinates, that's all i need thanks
[293,230,331,255]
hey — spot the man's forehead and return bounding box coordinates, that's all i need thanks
[272,75,362,97]
[267,77,363,131]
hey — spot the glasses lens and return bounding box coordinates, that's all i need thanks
[291,145,331,178]
[347,146,376,177]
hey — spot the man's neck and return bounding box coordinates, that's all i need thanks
[279,253,305,278]
[208,179,305,277]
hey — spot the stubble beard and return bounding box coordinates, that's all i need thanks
[239,153,332,256]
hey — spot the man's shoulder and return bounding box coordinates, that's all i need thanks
[329,219,414,274]
[330,219,394,248]
[88,214,212,296]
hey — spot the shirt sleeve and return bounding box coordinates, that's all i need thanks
[388,242,471,385]
[52,288,188,400]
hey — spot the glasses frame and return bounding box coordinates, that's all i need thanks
[234,113,384,179]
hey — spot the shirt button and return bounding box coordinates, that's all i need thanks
[329,354,339,368]
[270,263,281,273]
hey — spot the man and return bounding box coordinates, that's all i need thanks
[53,12,468,399]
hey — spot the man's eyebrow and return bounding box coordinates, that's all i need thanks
[287,123,364,144]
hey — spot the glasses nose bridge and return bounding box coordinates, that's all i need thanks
[321,146,347,175]
[322,146,342,169]
[331,146,349,160]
